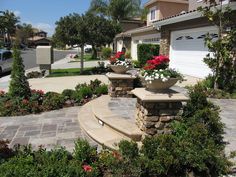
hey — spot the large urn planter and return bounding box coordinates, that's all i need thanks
[110,65,131,74]
[140,77,179,91]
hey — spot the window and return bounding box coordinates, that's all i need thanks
[185,36,194,40]
[150,8,156,21]
[176,36,183,40]
[2,52,12,61]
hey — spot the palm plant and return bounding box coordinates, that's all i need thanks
[88,0,142,22]
[0,10,19,43]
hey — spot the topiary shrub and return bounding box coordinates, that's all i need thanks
[8,47,31,99]
[42,92,65,111]
[101,47,112,60]
[137,44,160,67]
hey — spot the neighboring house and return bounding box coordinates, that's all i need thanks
[115,0,188,60]
[152,0,236,78]
[29,28,51,47]
[28,36,51,47]
[114,19,145,53]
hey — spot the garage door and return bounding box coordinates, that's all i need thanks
[169,26,218,78]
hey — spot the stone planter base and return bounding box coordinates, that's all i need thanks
[106,72,136,98]
[132,88,189,138]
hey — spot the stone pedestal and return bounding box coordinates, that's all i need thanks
[132,88,189,138]
[106,72,136,98]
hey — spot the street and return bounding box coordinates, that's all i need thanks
[0,49,77,77]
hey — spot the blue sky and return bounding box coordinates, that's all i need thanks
[0,0,148,36]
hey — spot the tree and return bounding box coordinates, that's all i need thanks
[9,47,31,98]
[16,23,34,46]
[199,1,236,92]
[84,13,121,59]
[53,13,89,73]
[0,10,19,43]
[88,0,142,22]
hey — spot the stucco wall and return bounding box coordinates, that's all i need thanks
[159,2,188,19]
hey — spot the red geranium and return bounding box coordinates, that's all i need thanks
[144,55,170,71]
[109,51,125,64]
[112,151,122,160]
[83,165,93,172]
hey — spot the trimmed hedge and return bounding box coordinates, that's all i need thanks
[137,44,160,66]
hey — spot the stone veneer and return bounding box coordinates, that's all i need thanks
[132,88,189,138]
[106,73,136,98]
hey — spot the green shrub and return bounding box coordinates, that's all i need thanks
[73,139,97,164]
[101,47,112,60]
[62,89,76,100]
[26,71,43,79]
[77,86,93,99]
[137,44,160,67]
[94,85,108,96]
[132,60,141,68]
[9,48,31,99]
[118,140,139,160]
[89,79,102,91]
[42,92,65,111]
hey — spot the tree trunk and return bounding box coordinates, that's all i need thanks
[92,45,97,59]
[80,45,84,74]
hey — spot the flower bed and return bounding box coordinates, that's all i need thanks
[0,79,108,117]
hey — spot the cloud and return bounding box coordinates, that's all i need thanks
[13,10,21,17]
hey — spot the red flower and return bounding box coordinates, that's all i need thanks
[83,165,93,172]
[112,151,122,160]
[143,64,156,71]
[22,99,29,104]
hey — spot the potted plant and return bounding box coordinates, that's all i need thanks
[140,55,183,91]
[109,51,132,74]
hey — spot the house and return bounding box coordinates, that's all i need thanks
[152,0,236,78]
[114,18,145,52]
[28,28,51,47]
[115,0,188,60]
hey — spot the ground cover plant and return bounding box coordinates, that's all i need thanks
[0,84,233,177]
[0,78,108,117]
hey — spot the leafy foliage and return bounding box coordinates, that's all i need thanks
[101,47,112,59]
[137,44,160,66]
[198,5,236,93]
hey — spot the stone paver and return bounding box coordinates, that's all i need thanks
[0,107,97,152]
[108,88,236,155]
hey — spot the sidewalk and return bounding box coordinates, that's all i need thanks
[0,58,108,91]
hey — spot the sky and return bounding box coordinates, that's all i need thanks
[0,0,148,36]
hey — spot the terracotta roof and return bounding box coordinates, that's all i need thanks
[28,36,50,42]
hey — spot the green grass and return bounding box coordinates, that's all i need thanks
[48,67,94,77]
[70,54,100,62]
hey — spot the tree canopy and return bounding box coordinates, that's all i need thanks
[88,0,142,22]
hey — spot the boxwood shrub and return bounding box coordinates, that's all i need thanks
[137,44,160,67]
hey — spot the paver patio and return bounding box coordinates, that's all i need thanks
[0,107,97,152]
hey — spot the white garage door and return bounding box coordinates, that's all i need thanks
[170,26,218,78]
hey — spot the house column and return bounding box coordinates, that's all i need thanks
[159,27,171,56]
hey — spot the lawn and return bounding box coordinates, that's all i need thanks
[70,54,100,62]
[48,67,94,77]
